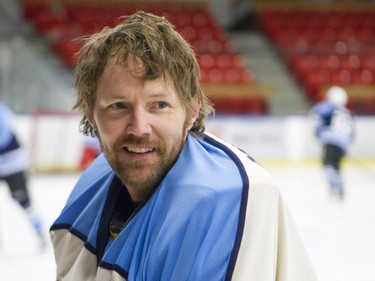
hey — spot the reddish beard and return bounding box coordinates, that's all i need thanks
[101,134,183,197]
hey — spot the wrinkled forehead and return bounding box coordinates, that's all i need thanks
[107,54,146,77]
[104,54,177,94]
[106,53,172,86]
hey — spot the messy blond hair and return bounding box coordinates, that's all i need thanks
[73,11,214,137]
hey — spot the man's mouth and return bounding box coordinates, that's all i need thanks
[125,147,154,153]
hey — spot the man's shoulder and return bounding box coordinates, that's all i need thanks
[312,101,334,114]
[200,132,279,194]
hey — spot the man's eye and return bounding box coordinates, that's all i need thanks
[156,101,168,109]
[111,102,126,109]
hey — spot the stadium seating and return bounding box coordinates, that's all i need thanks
[22,2,268,115]
[258,7,375,115]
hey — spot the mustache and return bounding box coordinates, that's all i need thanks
[114,135,156,149]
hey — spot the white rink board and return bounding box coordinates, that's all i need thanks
[205,115,375,161]
[12,114,375,172]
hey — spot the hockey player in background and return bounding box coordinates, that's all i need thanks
[311,86,355,199]
[0,101,46,249]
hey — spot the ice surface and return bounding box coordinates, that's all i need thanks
[266,163,375,281]
[0,164,374,281]
[0,174,78,281]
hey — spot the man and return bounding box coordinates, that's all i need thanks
[0,101,46,248]
[311,86,355,199]
[50,11,318,280]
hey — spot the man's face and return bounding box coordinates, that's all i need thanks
[92,57,196,202]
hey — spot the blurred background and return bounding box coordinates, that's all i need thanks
[1,0,375,171]
[0,0,375,280]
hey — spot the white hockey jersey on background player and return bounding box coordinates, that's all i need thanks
[311,87,354,152]
[0,102,28,177]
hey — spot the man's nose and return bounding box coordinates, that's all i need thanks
[126,108,152,136]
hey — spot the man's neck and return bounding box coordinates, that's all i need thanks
[126,186,151,204]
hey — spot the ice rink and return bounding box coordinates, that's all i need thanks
[0,161,374,281]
